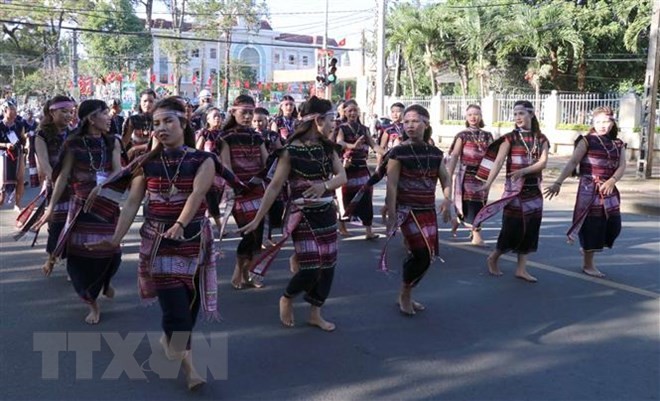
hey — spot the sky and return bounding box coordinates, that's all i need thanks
[145,0,380,48]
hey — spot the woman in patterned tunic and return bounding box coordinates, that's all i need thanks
[270,95,298,141]
[220,95,269,289]
[384,104,451,316]
[34,96,75,276]
[446,105,493,245]
[240,96,346,331]
[36,99,123,324]
[87,96,244,390]
[122,89,156,160]
[195,107,226,232]
[0,99,26,210]
[23,109,40,188]
[336,99,385,239]
[544,107,626,278]
[474,100,549,283]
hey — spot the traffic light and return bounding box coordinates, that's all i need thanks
[326,57,338,85]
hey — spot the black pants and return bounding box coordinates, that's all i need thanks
[284,268,335,307]
[46,221,65,255]
[267,200,285,238]
[156,284,201,351]
[237,220,264,258]
[403,248,431,287]
[67,253,121,303]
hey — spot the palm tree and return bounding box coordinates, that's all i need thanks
[614,0,652,53]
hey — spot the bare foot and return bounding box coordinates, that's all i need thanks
[308,306,336,331]
[103,285,115,299]
[515,271,538,283]
[84,302,100,325]
[451,219,459,237]
[338,222,350,237]
[411,300,425,312]
[279,296,294,327]
[231,264,243,289]
[582,267,606,278]
[487,255,503,276]
[160,334,177,361]
[398,293,415,316]
[289,254,300,274]
[183,353,206,391]
[42,256,56,277]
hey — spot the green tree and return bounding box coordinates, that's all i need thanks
[80,0,152,75]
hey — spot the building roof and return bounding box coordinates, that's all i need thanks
[145,18,273,32]
[275,34,338,47]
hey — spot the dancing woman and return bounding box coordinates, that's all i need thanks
[336,99,385,238]
[544,107,626,278]
[87,97,245,390]
[240,96,345,331]
[384,104,451,316]
[122,89,156,160]
[0,99,26,210]
[34,96,75,275]
[220,95,269,289]
[195,107,226,232]
[446,105,493,245]
[36,99,123,324]
[474,100,549,283]
[270,95,298,141]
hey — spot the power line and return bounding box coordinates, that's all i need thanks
[0,18,360,51]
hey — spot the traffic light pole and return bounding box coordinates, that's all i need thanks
[323,0,331,101]
[637,0,660,179]
[375,0,387,117]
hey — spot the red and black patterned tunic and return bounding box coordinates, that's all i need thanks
[382,122,405,150]
[451,128,493,225]
[55,134,121,303]
[219,126,265,257]
[338,121,373,225]
[0,119,24,194]
[24,119,39,187]
[568,134,626,250]
[123,113,153,159]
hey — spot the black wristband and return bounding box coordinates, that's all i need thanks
[175,221,186,229]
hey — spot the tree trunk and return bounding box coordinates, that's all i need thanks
[405,57,416,97]
[425,42,437,95]
[223,30,232,111]
[577,59,587,92]
[143,0,154,88]
[458,64,469,97]
[393,44,401,97]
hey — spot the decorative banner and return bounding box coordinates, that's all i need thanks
[244,80,250,89]
[121,81,136,112]
[130,71,137,82]
[207,76,213,87]
[257,81,263,90]
[150,73,156,83]
[266,83,272,91]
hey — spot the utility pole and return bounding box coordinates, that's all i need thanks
[375,0,386,117]
[323,0,332,101]
[216,39,221,107]
[71,30,79,97]
[638,0,660,179]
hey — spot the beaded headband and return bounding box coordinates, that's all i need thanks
[513,105,535,114]
[300,110,335,122]
[230,105,255,112]
[49,101,76,111]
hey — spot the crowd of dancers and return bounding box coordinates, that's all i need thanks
[2,91,625,390]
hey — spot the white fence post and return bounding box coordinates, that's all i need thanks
[619,92,642,153]
[482,91,496,129]
[430,93,443,145]
[544,90,560,130]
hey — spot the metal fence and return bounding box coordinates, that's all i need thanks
[559,93,620,125]
[496,93,550,123]
[442,96,481,121]
[388,96,433,109]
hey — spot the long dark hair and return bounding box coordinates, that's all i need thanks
[68,99,115,150]
[38,95,73,146]
[287,96,336,156]
[276,95,298,119]
[403,104,432,142]
[138,89,157,114]
[465,104,485,128]
[513,100,541,135]
[223,95,255,131]
[589,106,619,140]
[204,107,223,129]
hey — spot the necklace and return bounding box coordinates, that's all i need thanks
[302,142,329,179]
[594,134,619,168]
[83,135,106,172]
[518,130,538,162]
[409,142,431,178]
[466,128,487,153]
[283,117,294,136]
[160,147,188,198]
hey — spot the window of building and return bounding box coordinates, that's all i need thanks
[210,48,217,59]
[210,68,217,77]
[274,52,281,64]
[302,55,309,67]
[191,48,200,58]
[288,54,295,65]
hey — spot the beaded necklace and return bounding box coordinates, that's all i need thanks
[160,146,188,199]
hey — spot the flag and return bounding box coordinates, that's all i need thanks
[207,76,213,86]
[150,73,156,83]
[345,85,352,100]
[257,81,263,90]
[130,71,137,82]
[244,80,250,89]
[277,83,283,91]
[235,80,241,88]
[192,74,198,86]
[337,38,346,47]
[266,83,272,91]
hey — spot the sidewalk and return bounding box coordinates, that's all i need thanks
[544,155,660,216]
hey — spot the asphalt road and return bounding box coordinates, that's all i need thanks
[1,183,658,401]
